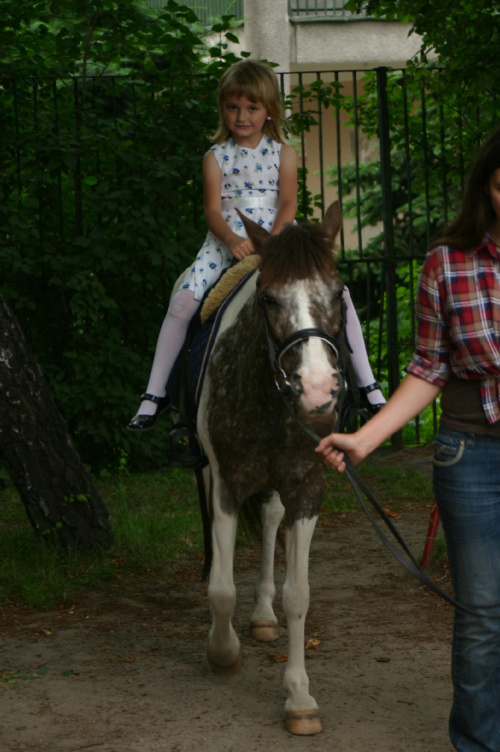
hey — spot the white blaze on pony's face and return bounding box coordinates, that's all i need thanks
[262,272,344,419]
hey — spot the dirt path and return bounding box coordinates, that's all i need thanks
[0,448,455,752]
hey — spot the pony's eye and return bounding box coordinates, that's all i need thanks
[262,294,278,306]
[333,289,344,302]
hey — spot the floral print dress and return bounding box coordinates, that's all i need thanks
[181,135,282,301]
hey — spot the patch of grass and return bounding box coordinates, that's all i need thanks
[0,454,442,609]
[322,458,434,516]
[0,667,49,686]
[0,467,203,608]
[99,467,203,567]
[362,460,434,503]
[430,532,449,565]
[322,468,359,514]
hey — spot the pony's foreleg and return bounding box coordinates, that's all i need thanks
[282,516,323,736]
[251,491,284,642]
[207,489,241,674]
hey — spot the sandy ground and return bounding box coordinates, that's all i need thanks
[0,447,455,752]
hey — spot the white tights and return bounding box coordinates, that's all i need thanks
[342,287,385,406]
[137,286,385,416]
[138,289,200,416]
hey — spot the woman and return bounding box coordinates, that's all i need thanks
[317,126,500,752]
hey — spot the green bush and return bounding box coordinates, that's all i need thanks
[0,1,247,472]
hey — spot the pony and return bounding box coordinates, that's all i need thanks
[195,201,346,735]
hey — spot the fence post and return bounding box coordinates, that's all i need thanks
[376,67,403,450]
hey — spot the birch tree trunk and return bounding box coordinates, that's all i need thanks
[0,295,110,548]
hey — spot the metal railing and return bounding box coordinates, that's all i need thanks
[146,0,243,25]
[288,0,372,21]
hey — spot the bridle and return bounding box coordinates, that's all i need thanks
[259,294,345,401]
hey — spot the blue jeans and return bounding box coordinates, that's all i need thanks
[433,428,500,752]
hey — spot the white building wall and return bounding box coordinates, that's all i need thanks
[241,0,421,71]
[229,2,423,233]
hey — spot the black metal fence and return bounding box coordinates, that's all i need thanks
[276,66,479,444]
[0,67,490,449]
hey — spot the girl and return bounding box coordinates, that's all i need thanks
[317,126,500,751]
[128,60,384,431]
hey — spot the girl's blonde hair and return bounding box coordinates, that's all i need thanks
[211,60,287,144]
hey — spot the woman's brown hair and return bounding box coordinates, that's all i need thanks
[434,126,500,251]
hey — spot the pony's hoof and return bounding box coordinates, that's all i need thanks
[285,709,323,736]
[206,650,242,675]
[251,620,279,642]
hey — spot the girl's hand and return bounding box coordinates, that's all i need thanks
[229,235,255,260]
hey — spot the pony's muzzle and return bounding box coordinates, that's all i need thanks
[291,372,338,401]
[296,369,342,417]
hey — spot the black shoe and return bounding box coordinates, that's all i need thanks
[359,382,385,416]
[127,393,170,432]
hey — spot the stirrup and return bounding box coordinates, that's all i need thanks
[167,425,207,469]
[340,403,372,432]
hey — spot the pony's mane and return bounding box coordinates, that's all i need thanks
[259,221,338,288]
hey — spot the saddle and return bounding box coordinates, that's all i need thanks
[165,258,261,469]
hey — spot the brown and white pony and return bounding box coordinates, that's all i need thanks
[196,202,345,735]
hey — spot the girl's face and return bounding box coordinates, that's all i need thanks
[222,94,269,148]
[488,168,500,232]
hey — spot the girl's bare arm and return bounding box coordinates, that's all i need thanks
[203,150,254,259]
[271,143,298,235]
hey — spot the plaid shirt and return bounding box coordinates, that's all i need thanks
[408,235,500,424]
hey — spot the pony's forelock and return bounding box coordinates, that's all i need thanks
[259,222,338,289]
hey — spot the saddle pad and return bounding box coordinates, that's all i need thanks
[167,268,259,412]
[200,254,261,325]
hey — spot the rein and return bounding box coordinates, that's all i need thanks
[260,298,499,619]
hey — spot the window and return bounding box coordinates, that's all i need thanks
[288,0,370,21]
[146,0,244,26]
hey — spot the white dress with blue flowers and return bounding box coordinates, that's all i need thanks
[181,135,281,301]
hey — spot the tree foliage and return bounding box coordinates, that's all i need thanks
[348,0,500,143]
[0,1,247,473]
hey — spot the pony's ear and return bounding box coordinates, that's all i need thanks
[322,201,342,243]
[236,209,270,252]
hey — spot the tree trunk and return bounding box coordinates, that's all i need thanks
[0,295,111,548]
